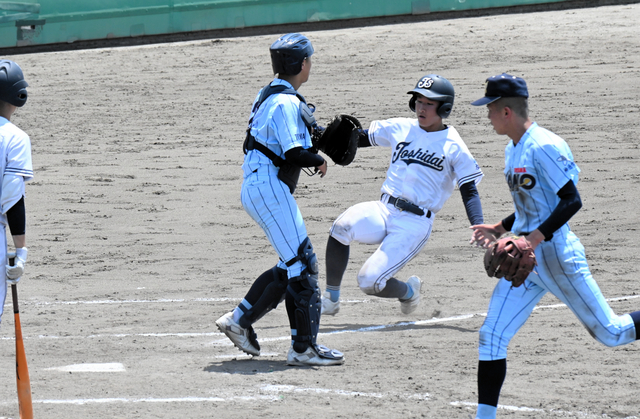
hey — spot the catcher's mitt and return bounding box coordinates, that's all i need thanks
[484,235,537,287]
[313,114,362,166]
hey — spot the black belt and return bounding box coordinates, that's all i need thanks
[386,195,432,218]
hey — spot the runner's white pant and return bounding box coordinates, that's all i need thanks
[329,200,432,294]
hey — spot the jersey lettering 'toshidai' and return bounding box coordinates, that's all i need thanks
[505,122,580,235]
[242,79,312,177]
[368,118,483,213]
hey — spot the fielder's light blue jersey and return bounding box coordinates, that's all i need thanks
[479,121,636,365]
[242,79,312,178]
[505,122,580,235]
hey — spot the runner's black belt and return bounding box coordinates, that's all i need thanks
[386,195,432,218]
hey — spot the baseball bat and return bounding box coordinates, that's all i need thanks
[10,256,34,419]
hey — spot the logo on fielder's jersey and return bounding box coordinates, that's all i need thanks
[514,167,526,173]
[557,155,576,172]
[507,172,536,191]
[392,142,444,171]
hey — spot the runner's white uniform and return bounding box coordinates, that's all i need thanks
[479,122,636,361]
[330,118,483,293]
[0,116,33,325]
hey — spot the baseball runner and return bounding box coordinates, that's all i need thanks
[321,74,485,316]
[469,73,640,419]
[215,33,344,366]
[0,60,33,327]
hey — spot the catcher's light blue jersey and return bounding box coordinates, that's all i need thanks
[242,79,313,178]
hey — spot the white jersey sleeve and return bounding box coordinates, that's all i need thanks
[0,117,33,215]
[449,138,484,188]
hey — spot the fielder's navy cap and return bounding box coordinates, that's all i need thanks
[470,73,529,106]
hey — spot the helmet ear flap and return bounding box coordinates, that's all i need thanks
[409,95,417,112]
[437,102,453,118]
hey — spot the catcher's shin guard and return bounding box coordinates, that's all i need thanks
[286,238,322,346]
[238,265,288,328]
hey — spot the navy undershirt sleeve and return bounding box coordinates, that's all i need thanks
[501,213,516,231]
[537,180,582,240]
[284,146,325,167]
[459,181,484,226]
[7,196,26,236]
[358,129,372,148]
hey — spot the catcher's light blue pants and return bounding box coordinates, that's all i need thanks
[240,166,308,278]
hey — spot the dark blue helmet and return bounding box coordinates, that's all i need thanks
[0,60,28,107]
[408,74,455,118]
[269,33,314,76]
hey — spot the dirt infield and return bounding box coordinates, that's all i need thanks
[1,3,640,418]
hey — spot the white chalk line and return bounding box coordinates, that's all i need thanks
[3,297,370,306]
[0,384,429,406]
[3,294,639,342]
[6,294,638,308]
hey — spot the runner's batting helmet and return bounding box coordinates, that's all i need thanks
[408,74,454,118]
[0,60,28,107]
[270,33,314,76]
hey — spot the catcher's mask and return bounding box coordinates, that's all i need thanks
[269,33,314,76]
[408,74,454,118]
[0,60,28,107]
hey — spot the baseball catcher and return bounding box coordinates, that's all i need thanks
[312,114,362,166]
[483,235,537,287]
[215,33,344,367]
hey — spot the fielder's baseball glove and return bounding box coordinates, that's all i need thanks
[313,114,362,166]
[484,235,537,287]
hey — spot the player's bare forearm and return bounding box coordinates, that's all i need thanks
[523,229,544,250]
[12,234,26,249]
[469,222,505,248]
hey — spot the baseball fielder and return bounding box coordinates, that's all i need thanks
[322,74,485,316]
[0,60,32,326]
[215,33,344,366]
[469,73,640,419]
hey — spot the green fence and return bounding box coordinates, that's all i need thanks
[0,0,566,49]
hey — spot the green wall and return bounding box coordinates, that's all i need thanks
[0,0,566,49]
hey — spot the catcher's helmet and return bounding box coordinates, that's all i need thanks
[0,60,28,107]
[408,74,454,118]
[269,33,314,76]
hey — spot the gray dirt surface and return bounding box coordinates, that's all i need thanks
[1,3,640,418]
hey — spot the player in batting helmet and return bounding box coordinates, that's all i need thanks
[0,60,28,107]
[408,74,455,118]
[0,59,33,327]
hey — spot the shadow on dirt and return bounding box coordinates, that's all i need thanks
[204,359,327,374]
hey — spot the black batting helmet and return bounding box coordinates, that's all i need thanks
[269,33,314,76]
[408,74,454,118]
[0,60,28,107]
